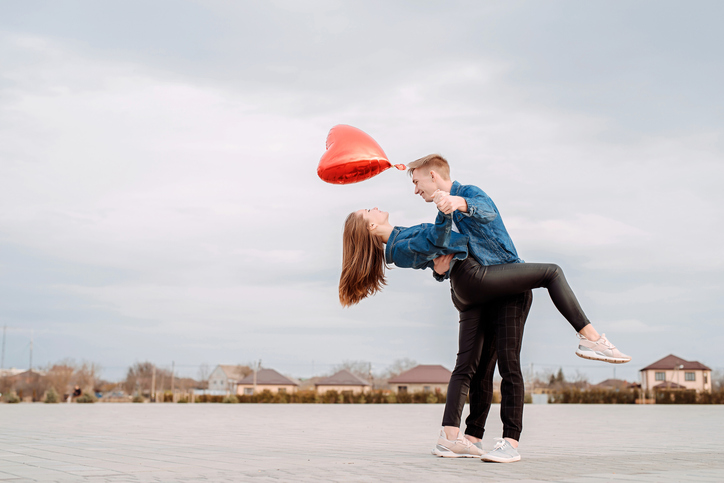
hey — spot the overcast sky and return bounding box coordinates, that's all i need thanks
[1,1,722,383]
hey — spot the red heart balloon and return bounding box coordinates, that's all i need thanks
[317,125,405,184]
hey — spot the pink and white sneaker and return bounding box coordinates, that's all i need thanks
[431,429,484,458]
[575,333,631,364]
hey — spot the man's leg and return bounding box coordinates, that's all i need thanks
[481,290,532,463]
[497,290,532,443]
[463,303,498,441]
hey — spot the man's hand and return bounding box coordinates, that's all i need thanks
[433,253,454,275]
[433,190,467,214]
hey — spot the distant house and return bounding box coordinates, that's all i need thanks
[640,355,712,393]
[594,379,631,391]
[5,369,46,402]
[236,368,299,396]
[208,365,250,394]
[0,367,25,378]
[388,364,451,394]
[315,370,371,395]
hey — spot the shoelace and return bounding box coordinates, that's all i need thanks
[492,438,507,451]
[597,334,615,349]
[457,435,475,448]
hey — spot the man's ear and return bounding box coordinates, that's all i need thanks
[429,170,438,182]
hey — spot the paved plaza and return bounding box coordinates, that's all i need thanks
[1,403,723,482]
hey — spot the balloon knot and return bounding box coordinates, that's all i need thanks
[394,164,406,171]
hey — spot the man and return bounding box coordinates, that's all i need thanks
[409,154,531,463]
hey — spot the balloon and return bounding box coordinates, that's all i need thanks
[317,125,406,184]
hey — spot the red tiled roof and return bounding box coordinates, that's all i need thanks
[594,379,630,389]
[388,365,451,384]
[238,368,298,386]
[316,369,370,387]
[640,354,711,371]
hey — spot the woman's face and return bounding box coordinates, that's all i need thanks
[357,207,388,228]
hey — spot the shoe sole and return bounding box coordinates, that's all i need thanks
[481,455,521,463]
[576,349,631,364]
[432,446,481,458]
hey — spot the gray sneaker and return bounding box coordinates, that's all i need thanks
[431,429,484,458]
[575,333,631,364]
[481,438,521,463]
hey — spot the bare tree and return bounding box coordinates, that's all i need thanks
[74,362,101,393]
[712,369,724,391]
[45,360,76,397]
[236,364,253,379]
[570,369,590,389]
[125,362,170,396]
[331,360,372,378]
[385,358,418,379]
[197,363,210,389]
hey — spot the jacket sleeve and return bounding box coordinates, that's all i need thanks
[429,212,456,282]
[431,211,454,247]
[457,186,498,224]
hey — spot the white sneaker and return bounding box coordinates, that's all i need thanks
[481,438,521,463]
[431,429,484,458]
[575,333,631,364]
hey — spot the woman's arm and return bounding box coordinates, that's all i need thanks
[430,210,454,247]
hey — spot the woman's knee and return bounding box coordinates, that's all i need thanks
[541,263,563,281]
[452,358,480,378]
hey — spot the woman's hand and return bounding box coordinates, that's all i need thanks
[433,190,467,214]
[433,253,454,275]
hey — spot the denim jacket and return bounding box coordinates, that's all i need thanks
[385,212,469,280]
[441,180,522,266]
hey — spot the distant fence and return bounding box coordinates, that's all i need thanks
[194,389,447,404]
[9,387,724,404]
[546,388,724,404]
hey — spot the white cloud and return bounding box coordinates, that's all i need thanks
[1,4,723,380]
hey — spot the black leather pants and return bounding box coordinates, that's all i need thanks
[450,258,590,332]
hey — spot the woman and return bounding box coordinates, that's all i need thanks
[339,206,631,364]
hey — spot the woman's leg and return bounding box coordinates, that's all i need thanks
[451,258,631,364]
[441,304,487,431]
[434,301,489,457]
[464,309,498,441]
[452,259,590,332]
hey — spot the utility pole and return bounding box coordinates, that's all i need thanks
[1,325,6,373]
[151,365,156,402]
[253,359,261,395]
[29,330,33,371]
[529,363,534,391]
[171,361,175,403]
[368,362,374,390]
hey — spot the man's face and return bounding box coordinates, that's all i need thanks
[411,168,437,202]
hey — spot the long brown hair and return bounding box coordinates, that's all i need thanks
[339,211,387,307]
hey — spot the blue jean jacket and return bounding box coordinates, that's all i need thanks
[385,212,469,280]
[442,180,522,266]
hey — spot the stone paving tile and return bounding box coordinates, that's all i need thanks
[2,404,724,481]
